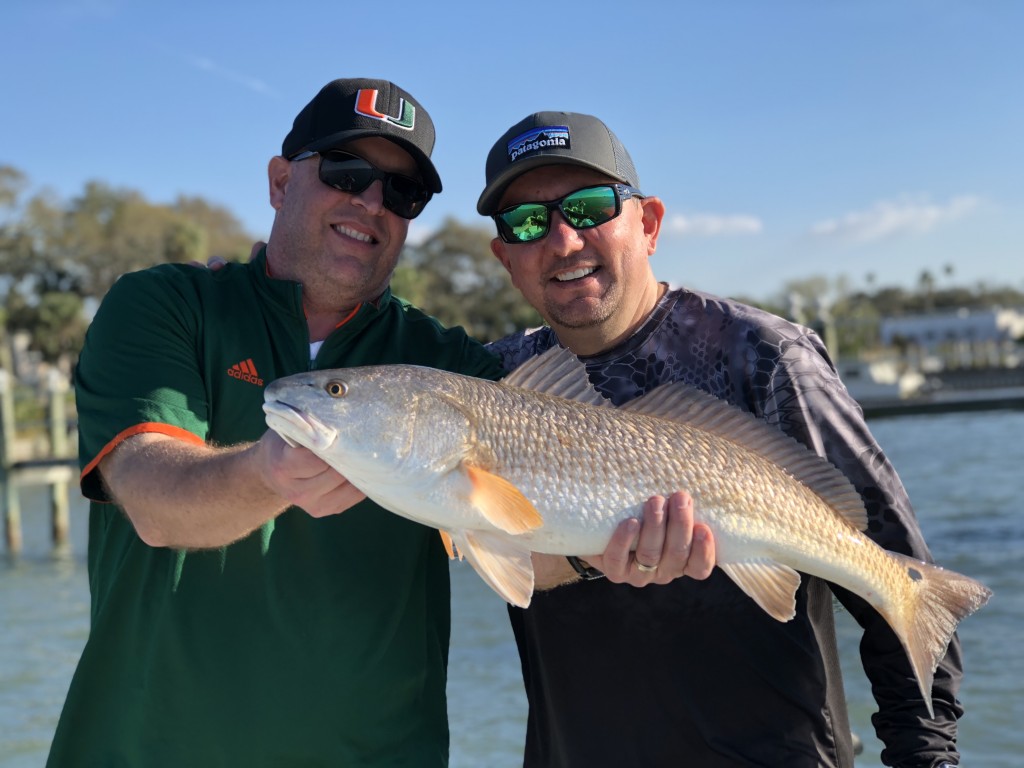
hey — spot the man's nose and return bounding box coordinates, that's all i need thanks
[544,211,586,253]
[350,179,386,215]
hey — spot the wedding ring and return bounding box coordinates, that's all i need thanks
[635,558,659,573]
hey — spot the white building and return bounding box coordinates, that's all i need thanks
[880,308,1024,367]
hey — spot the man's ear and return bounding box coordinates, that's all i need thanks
[268,156,291,211]
[490,237,514,276]
[640,196,665,255]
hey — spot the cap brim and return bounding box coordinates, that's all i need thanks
[476,155,627,215]
[307,130,442,193]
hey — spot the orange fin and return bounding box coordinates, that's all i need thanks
[438,530,462,560]
[465,464,544,534]
[451,528,535,607]
[719,559,802,622]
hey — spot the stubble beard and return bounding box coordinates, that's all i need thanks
[283,221,395,311]
[543,280,620,331]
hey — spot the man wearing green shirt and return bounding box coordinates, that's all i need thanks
[49,77,503,767]
[53,76,715,766]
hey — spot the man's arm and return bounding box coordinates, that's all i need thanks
[767,332,964,766]
[102,431,366,549]
[533,491,715,589]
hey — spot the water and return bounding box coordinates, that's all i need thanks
[2,410,1022,766]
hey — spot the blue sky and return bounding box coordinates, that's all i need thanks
[3,0,1021,302]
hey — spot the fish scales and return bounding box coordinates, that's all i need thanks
[459,376,852,570]
[263,346,992,717]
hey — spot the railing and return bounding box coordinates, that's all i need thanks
[0,369,77,553]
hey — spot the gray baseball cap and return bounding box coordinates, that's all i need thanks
[477,111,640,215]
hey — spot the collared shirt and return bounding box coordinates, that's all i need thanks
[53,249,503,767]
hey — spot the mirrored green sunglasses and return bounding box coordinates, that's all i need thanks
[493,183,646,244]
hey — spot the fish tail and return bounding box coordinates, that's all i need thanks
[883,553,992,718]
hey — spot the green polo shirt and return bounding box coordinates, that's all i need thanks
[50,249,503,767]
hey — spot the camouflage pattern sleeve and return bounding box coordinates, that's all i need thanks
[759,329,964,768]
[491,289,964,767]
[486,326,557,373]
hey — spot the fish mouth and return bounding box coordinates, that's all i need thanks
[263,400,337,451]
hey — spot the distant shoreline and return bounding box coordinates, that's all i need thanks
[860,386,1024,419]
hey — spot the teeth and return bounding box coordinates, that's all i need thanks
[333,224,373,243]
[556,267,596,282]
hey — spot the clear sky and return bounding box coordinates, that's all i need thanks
[3,0,1021,302]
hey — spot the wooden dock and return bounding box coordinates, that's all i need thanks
[1,369,77,553]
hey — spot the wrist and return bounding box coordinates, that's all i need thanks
[566,556,604,581]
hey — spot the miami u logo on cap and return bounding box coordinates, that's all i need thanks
[354,89,415,131]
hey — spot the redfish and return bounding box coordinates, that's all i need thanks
[263,346,991,716]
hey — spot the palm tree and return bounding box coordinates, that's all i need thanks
[918,270,936,312]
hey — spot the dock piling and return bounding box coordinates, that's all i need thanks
[1,368,76,554]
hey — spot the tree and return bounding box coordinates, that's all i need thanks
[0,166,40,286]
[392,218,541,342]
[0,165,26,210]
[0,168,258,369]
[832,292,882,355]
[170,195,256,262]
[918,269,936,312]
[63,181,193,297]
[5,291,87,364]
[163,220,208,264]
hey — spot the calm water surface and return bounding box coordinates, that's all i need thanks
[2,410,1021,766]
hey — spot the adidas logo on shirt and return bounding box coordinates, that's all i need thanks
[227,358,264,386]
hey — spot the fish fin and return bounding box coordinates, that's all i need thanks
[878,552,992,718]
[621,384,868,530]
[464,464,544,534]
[501,346,610,407]
[719,559,803,622]
[438,530,461,560]
[450,529,535,608]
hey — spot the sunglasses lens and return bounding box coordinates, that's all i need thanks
[498,204,549,243]
[561,186,618,229]
[495,185,631,244]
[384,175,432,219]
[318,155,375,195]
[317,151,431,219]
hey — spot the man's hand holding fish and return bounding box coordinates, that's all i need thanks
[551,490,716,587]
[255,428,367,519]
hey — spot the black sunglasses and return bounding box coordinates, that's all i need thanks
[290,150,433,220]
[493,183,646,244]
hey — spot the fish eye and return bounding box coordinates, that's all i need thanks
[325,380,348,398]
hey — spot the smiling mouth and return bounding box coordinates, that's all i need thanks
[332,223,377,244]
[555,266,597,282]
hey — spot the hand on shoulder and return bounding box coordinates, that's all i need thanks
[188,241,265,271]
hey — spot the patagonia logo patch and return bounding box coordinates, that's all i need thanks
[354,89,415,130]
[507,125,569,163]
